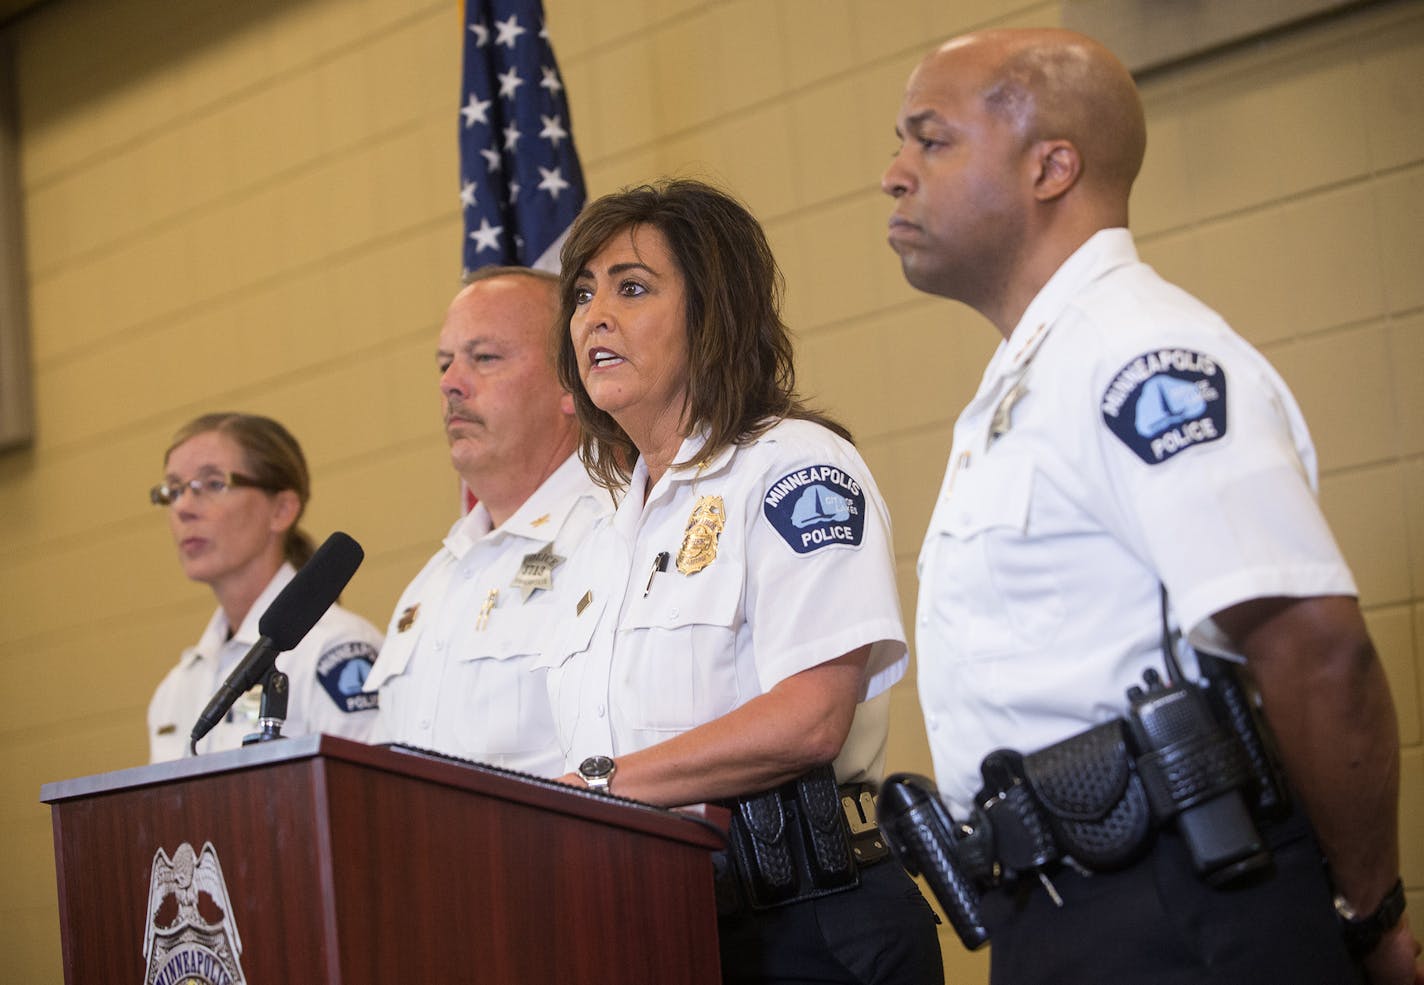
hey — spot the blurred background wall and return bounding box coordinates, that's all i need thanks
[0,0,1419,981]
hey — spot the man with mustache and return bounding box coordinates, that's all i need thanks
[883,27,1419,985]
[364,267,612,775]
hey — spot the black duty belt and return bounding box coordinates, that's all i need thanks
[878,652,1291,951]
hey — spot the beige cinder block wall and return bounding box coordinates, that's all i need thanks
[0,1,1418,982]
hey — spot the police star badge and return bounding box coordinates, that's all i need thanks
[512,542,565,601]
[677,495,725,575]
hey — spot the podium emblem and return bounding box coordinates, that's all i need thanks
[143,841,246,985]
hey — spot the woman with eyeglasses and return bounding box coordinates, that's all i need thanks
[146,412,383,762]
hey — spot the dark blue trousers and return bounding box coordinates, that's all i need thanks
[717,860,945,985]
[983,808,1363,985]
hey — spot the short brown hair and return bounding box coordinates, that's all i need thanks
[165,412,315,567]
[555,178,846,490]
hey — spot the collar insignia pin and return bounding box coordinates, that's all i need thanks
[476,589,499,630]
[989,379,1029,446]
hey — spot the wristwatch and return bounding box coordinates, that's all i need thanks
[1334,877,1406,956]
[578,755,617,793]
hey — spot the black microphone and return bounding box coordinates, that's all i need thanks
[190,532,365,752]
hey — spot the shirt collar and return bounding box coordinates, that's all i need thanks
[186,563,297,664]
[443,453,601,558]
[616,428,735,538]
[998,228,1139,376]
[633,429,736,494]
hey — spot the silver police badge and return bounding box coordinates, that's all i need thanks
[512,541,565,600]
[143,841,246,985]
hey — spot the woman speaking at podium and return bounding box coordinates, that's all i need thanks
[145,412,383,761]
[545,181,942,985]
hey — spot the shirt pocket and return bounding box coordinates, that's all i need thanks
[448,601,561,760]
[366,620,423,693]
[538,585,609,750]
[536,586,607,670]
[616,562,747,734]
[922,455,1065,660]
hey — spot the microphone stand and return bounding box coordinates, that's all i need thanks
[242,667,290,746]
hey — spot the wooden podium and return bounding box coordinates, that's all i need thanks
[41,735,726,984]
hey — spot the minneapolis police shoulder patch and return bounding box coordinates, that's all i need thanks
[762,464,866,555]
[1100,348,1227,465]
[316,640,379,713]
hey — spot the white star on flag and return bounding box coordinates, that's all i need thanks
[539,66,563,95]
[461,93,492,127]
[480,147,501,172]
[469,20,489,46]
[498,66,524,100]
[469,218,504,252]
[494,14,526,48]
[539,114,568,146]
[503,122,521,150]
[537,166,570,199]
[460,180,477,209]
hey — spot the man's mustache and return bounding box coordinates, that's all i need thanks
[444,400,485,428]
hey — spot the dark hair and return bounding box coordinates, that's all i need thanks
[165,412,315,568]
[555,178,847,490]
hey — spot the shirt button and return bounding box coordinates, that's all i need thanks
[927,716,939,732]
[597,704,606,718]
[668,607,679,619]
[419,718,431,730]
[434,640,446,652]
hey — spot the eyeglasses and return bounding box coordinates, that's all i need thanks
[149,472,277,507]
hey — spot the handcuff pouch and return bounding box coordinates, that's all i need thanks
[1019,720,1153,870]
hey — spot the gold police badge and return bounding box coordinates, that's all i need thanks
[676,495,725,575]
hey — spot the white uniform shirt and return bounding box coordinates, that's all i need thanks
[546,418,909,782]
[148,563,384,762]
[365,454,613,776]
[916,229,1357,815]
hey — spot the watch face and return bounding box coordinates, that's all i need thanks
[580,755,614,779]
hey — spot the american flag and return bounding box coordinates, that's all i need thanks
[460,0,586,276]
